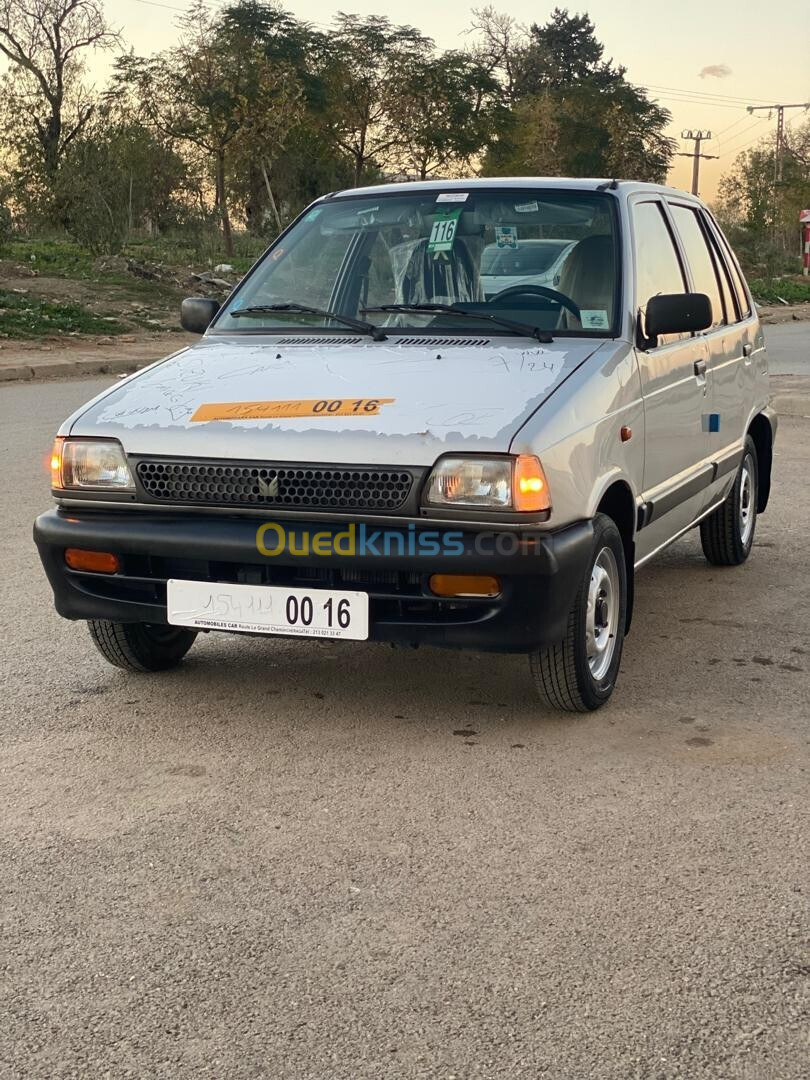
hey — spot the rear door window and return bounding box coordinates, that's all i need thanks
[668,204,724,329]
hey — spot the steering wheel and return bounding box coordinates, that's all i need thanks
[488,283,581,322]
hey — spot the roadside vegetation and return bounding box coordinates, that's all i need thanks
[1,0,808,344]
[0,288,126,339]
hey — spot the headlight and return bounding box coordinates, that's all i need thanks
[423,455,550,513]
[51,438,135,491]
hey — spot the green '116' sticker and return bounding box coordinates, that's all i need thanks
[427,208,462,253]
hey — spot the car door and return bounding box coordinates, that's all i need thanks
[666,201,748,504]
[702,212,760,478]
[631,198,717,564]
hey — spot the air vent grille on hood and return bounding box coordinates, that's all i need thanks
[393,337,491,347]
[275,337,364,346]
[273,336,491,347]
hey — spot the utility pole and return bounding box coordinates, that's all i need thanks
[676,130,718,196]
[746,102,810,183]
[746,103,810,244]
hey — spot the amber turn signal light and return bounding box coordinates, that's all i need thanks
[513,455,551,512]
[64,548,120,574]
[429,574,501,598]
[50,438,63,488]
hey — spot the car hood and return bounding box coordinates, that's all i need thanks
[66,334,605,466]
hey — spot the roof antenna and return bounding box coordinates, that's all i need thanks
[596,178,620,190]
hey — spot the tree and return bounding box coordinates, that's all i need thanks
[389,52,502,179]
[54,115,188,252]
[0,0,118,179]
[465,6,524,104]
[114,1,306,253]
[516,8,621,95]
[323,14,433,185]
[716,121,810,275]
[479,7,674,183]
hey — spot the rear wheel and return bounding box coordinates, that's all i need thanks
[87,620,197,672]
[529,513,627,712]
[700,436,758,566]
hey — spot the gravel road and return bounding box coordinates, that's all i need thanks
[1,377,808,1079]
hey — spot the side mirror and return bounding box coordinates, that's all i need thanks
[644,292,712,341]
[180,297,220,334]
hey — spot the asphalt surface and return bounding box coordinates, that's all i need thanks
[763,320,810,376]
[1,377,808,1079]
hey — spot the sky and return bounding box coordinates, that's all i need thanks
[9,0,810,199]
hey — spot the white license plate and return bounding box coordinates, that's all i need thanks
[167,579,368,640]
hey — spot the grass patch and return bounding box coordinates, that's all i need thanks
[6,232,267,279]
[749,277,810,305]
[0,289,127,339]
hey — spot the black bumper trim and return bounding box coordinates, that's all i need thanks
[34,509,595,653]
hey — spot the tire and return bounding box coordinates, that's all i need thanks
[87,620,197,672]
[529,513,628,712]
[700,436,758,566]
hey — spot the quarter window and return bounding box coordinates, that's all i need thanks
[669,204,724,329]
[705,215,752,318]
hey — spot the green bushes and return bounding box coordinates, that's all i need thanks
[748,278,810,305]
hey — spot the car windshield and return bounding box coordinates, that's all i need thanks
[215,188,619,337]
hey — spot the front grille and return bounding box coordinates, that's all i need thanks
[136,460,414,511]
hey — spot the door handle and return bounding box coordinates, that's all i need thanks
[694,359,707,379]
[743,342,753,364]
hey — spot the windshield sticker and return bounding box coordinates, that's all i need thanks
[495,226,518,249]
[304,207,323,220]
[427,208,462,253]
[580,309,610,330]
[514,201,539,213]
[192,397,396,422]
[436,192,469,203]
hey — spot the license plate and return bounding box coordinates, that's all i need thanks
[167,579,368,640]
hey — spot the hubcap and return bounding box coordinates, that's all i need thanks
[585,546,620,682]
[739,455,755,546]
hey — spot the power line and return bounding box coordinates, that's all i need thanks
[642,83,773,106]
[713,113,751,140]
[718,118,770,156]
[649,94,750,113]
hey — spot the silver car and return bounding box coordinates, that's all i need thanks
[35,178,776,711]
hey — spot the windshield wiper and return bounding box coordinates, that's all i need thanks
[361,303,553,344]
[229,302,387,341]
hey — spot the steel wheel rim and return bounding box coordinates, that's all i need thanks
[739,455,755,546]
[585,546,620,682]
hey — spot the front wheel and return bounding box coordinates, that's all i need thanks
[87,620,197,672]
[700,436,758,566]
[529,513,628,712]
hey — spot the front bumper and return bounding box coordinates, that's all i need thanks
[34,509,594,653]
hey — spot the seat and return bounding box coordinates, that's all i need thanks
[397,237,483,306]
[555,234,615,329]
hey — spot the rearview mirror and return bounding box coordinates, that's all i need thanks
[180,297,220,334]
[644,292,712,342]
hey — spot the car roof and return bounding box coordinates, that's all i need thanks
[329,176,704,205]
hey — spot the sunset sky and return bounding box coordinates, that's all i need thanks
[10,0,810,199]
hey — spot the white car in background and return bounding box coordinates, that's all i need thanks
[480,238,576,299]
